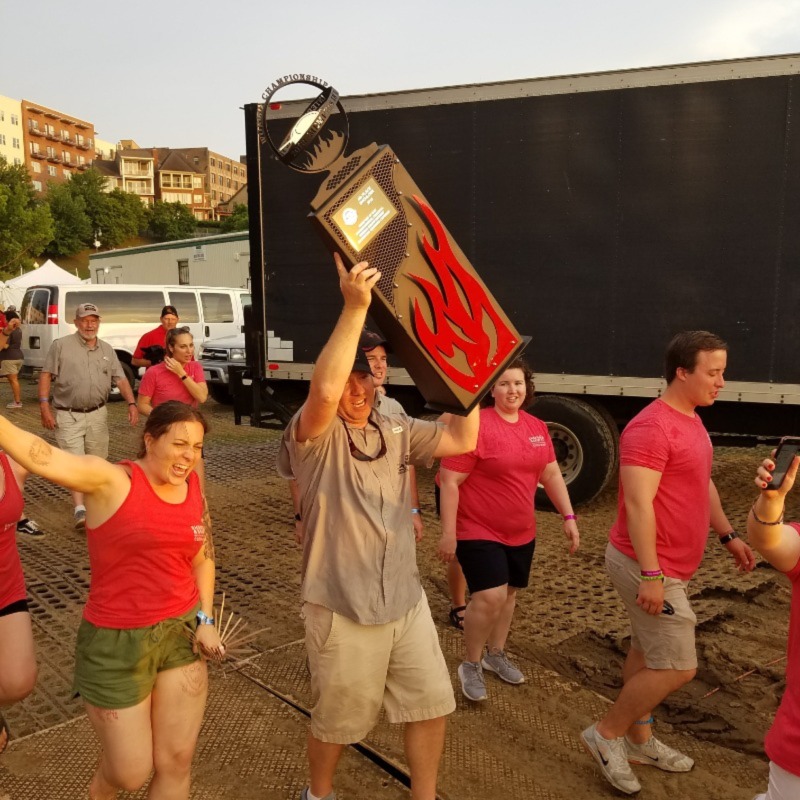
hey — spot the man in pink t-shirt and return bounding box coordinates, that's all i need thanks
[749,455,800,800]
[581,331,756,795]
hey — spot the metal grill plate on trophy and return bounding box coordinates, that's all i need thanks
[261,76,527,414]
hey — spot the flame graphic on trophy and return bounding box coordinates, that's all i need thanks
[261,76,527,413]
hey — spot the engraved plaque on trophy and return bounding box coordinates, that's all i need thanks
[260,75,527,414]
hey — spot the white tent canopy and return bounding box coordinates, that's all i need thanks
[1,259,82,310]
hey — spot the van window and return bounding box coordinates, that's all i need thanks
[168,292,200,323]
[21,288,50,324]
[242,294,252,309]
[63,291,165,323]
[200,293,234,323]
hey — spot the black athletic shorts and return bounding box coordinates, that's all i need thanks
[0,598,29,617]
[456,538,536,593]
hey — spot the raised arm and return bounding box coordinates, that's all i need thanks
[748,454,800,573]
[296,254,380,442]
[433,406,480,458]
[0,414,119,495]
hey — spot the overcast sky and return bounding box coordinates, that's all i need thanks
[3,0,800,159]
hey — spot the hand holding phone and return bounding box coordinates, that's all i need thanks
[768,436,800,490]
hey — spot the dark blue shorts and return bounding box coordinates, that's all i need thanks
[456,538,536,593]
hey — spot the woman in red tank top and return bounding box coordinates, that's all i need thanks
[0,401,222,799]
[0,451,37,754]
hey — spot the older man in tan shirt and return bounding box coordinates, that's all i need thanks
[279,254,479,800]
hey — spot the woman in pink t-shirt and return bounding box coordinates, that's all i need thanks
[437,359,580,702]
[137,327,208,416]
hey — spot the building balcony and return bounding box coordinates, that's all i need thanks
[30,151,46,159]
[77,163,89,170]
[76,143,90,151]
[28,128,44,137]
[47,155,61,163]
[44,111,58,118]
[74,122,89,130]
[26,107,42,114]
[45,133,59,141]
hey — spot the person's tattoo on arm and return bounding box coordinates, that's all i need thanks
[201,492,215,562]
[29,439,52,467]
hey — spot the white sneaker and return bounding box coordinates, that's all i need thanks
[581,724,641,795]
[625,734,694,772]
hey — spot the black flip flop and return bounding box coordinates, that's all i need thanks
[448,605,466,630]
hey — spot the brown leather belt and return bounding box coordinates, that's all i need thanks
[53,401,106,413]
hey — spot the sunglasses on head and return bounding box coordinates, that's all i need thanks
[341,418,387,462]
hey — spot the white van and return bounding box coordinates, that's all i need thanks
[19,284,251,385]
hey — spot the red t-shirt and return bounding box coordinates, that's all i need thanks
[765,524,800,777]
[138,360,205,408]
[83,461,204,628]
[0,453,25,609]
[609,399,713,580]
[133,325,167,359]
[440,407,556,546]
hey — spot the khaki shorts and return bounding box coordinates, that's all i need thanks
[73,604,200,709]
[54,406,109,458]
[605,543,698,671]
[303,592,455,743]
[0,360,22,376]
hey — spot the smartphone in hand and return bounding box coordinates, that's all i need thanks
[770,436,800,490]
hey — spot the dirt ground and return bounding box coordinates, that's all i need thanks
[3,380,795,799]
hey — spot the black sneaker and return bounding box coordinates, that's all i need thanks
[16,518,45,538]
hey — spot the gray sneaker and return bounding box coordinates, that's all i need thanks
[300,789,336,800]
[458,661,487,701]
[581,723,641,795]
[625,734,694,772]
[481,649,525,684]
[74,509,86,530]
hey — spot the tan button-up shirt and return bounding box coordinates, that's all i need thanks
[279,409,442,625]
[42,332,124,409]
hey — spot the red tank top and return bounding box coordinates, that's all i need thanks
[83,461,204,628]
[0,453,26,609]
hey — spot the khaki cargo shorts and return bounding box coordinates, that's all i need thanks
[303,591,455,744]
[605,543,698,671]
[54,406,109,458]
[0,360,22,376]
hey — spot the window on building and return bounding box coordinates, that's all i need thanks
[193,176,202,188]
[32,181,42,192]
[30,142,39,154]
[63,152,71,163]
[0,111,4,122]
[28,120,38,131]
[210,157,216,167]
[62,130,70,140]
[211,190,216,200]
[46,146,55,157]
[64,169,72,180]
[76,134,84,146]
[11,114,18,125]
[211,174,216,184]
[13,157,20,166]
[0,134,5,145]
[12,138,19,148]
[177,259,190,285]
[47,165,57,176]
[45,124,55,136]
[226,178,231,188]
[31,161,41,173]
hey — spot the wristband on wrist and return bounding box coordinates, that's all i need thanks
[128,402,136,406]
[750,500,784,526]
[718,530,738,545]
[640,569,664,582]
[411,507,421,515]
[196,610,215,625]
[562,514,577,521]
[181,374,188,381]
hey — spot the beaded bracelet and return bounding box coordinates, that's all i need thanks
[640,572,664,582]
[750,500,784,526]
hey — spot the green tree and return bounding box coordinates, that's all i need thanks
[0,157,54,277]
[147,201,196,241]
[220,203,249,233]
[104,189,148,247]
[46,181,93,257]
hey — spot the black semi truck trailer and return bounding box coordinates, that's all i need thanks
[239,53,800,505]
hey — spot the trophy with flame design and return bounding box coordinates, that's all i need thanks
[261,76,527,414]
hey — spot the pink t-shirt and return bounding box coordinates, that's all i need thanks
[138,360,205,408]
[764,524,800,777]
[609,399,713,580]
[440,407,556,546]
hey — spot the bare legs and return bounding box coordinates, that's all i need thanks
[463,585,517,663]
[0,611,37,705]
[447,561,467,611]
[4,375,21,405]
[308,717,446,800]
[86,659,208,799]
[595,646,695,742]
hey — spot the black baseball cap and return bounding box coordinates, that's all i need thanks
[359,330,391,353]
[161,305,179,318]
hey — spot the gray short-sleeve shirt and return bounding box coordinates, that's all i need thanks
[43,333,125,408]
[279,409,442,625]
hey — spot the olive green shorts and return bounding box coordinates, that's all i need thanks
[73,604,200,709]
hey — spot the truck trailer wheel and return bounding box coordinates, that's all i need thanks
[530,395,619,507]
[208,383,234,405]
